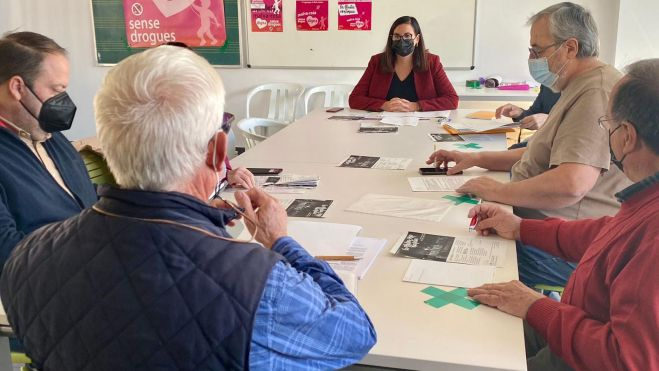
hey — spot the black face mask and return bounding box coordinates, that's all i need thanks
[392,39,415,57]
[20,83,77,133]
[608,125,627,172]
[610,147,627,172]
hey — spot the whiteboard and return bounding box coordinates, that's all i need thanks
[243,0,477,69]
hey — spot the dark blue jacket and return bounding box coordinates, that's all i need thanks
[515,84,561,122]
[509,85,561,149]
[0,128,97,267]
[0,186,283,370]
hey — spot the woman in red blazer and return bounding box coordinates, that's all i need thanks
[349,16,459,112]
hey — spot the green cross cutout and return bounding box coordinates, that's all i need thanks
[442,194,480,205]
[421,286,480,310]
[455,143,482,149]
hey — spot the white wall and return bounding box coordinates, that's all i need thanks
[615,0,659,69]
[1,0,622,151]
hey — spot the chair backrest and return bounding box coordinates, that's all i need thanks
[236,118,287,149]
[79,148,117,186]
[246,83,304,123]
[303,84,354,114]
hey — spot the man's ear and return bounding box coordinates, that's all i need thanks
[205,132,228,170]
[622,121,640,154]
[564,38,579,59]
[7,76,25,101]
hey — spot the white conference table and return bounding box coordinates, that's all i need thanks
[0,109,526,371]
[230,109,527,371]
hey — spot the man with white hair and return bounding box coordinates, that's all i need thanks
[0,46,376,370]
[427,2,632,287]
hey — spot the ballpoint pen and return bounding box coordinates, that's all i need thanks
[469,198,483,231]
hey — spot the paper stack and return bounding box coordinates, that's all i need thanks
[287,221,385,280]
[256,174,320,192]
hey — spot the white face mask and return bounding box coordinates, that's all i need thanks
[528,44,569,89]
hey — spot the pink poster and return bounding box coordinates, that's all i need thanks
[251,0,283,32]
[338,0,371,31]
[123,0,226,48]
[296,0,328,31]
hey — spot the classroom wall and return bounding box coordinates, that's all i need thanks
[1,0,621,150]
[614,0,659,69]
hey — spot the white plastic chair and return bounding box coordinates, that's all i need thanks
[236,118,287,149]
[303,84,354,114]
[245,83,304,124]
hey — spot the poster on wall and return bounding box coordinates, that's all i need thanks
[338,0,371,31]
[251,0,283,32]
[123,0,227,47]
[296,0,328,31]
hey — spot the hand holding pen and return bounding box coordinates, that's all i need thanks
[469,198,483,231]
[467,204,522,240]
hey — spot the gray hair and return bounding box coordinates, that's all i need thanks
[528,2,599,58]
[94,46,225,191]
[611,58,659,154]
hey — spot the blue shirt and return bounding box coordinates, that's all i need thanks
[515,84,561,121]
[250,236,377,369]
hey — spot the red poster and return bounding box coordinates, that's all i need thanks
[251,0,283,32]
[123,0,226,48]
[338,0,371,31]
[296,0,328,31]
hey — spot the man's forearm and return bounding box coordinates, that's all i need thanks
[488,164,598,209]
[476,148,525,171]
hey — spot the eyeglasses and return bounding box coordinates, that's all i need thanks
[391,33,416,41]
[221,112,234,134]
[528,42,559,59]
[597,115,616,131]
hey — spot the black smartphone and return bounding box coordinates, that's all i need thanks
[247,168,283,175]
[326,107,345,113]
[418,167,463,175]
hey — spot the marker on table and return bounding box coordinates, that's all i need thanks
[469,198,483,231]
[315,255,361,261]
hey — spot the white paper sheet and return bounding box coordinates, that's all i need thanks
[390,232,507,267]
[380,116,420,127]
[378,110,451,118]
[327,237,386,279]
[403,260,495,288]
[346,193,453,222]
[372,157,412,170]
[447,237,507,267]
[287,221,362,256]
[407,176,476,192]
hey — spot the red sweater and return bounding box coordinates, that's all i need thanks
[522,182,659,371]
[349,53,459,111]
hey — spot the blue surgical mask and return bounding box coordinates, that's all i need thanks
[528,44,568,89]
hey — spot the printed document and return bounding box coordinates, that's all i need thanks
[403,260,495,288]
[391,231,507,267]
[408,176,476,192]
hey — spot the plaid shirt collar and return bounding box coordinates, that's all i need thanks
[615,171,659,203]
